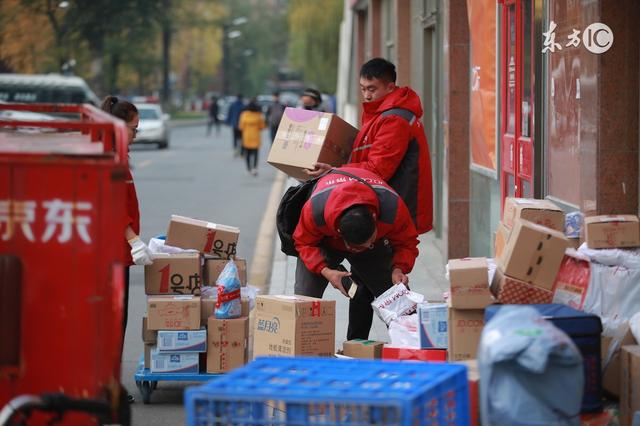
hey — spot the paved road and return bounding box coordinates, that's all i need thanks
[122,123,276,425]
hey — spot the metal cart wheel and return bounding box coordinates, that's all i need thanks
[140,381,153,404]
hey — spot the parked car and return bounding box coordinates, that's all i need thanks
[134,103,170,149]
[0,74,100,105]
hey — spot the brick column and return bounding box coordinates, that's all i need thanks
[395,0,411,86]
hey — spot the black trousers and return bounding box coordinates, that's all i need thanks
[245,148,258,170]
[294,239,394,340]
[232,127,242,151]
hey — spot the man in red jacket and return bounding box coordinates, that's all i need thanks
[307,58,433,234]
[294,167,419,339]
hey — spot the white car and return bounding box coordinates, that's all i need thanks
[134,103,170,149]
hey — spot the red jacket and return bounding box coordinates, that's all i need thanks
[347,87,433,234]
[293,167,419,275]
[125,168,140,266]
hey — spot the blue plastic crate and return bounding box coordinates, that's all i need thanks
[185,357,469,426]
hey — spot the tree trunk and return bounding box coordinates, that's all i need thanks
[108,53,120,94]
[161,0,172,109]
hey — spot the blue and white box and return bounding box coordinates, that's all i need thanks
[418,303,448,349]
[157,328,207,352]
[150,348,199,373]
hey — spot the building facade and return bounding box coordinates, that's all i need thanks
[336,0,639,259]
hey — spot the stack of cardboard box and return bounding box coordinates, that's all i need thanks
[491,198,569,305]
[143,214,252,374]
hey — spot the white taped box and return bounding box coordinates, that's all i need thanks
[157,329,207,352]
[371,284,424,326]
[150,348,199,373]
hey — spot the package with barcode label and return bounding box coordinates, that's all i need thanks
[371,284,424,326]
[157,329,207,352]
[150,348,199,373]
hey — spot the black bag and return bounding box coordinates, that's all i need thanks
[276,169,374,257]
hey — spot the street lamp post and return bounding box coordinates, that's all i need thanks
[221,17,247,96]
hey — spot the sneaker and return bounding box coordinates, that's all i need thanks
[251,169,258,176]
[127,394,135,404]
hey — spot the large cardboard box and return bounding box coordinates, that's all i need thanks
[150,348,199,373]
[144,252,201,295]
[494,222,511,259]
[253,295,336,357]
[267,108,358,181]
[498,220,569,290]
[620,345,640,426]
[602,327,637,397]
[491,268,553,304]
[418,303,448,349]
[206,317,248,373]
[584,215,640,249]
[448,308,484,361]
[342,339,385,359]
[448,258,492,309]
[166,215,240,258]
[503,197,565,231]
[141,316,157,344]
[147,295,201,330]
[203,257,247,286]
[157,329,207,352]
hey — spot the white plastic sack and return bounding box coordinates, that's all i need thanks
[388,313,420,348]
[631,312,640,345]
[241,285,260,311]
[148,237,199,255]
[371,284,424,326]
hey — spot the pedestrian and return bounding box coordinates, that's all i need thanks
[238,98,266,176]
[226,94,245,156]
[101,95,153,404]
[207,95,220,136]
[299,87,324,111]
[293,166,419,339]
[306,57,433,235]
[266,91,285,143]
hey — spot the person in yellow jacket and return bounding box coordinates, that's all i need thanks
[238,98,266,176]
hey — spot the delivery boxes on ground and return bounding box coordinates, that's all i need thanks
[502,197,565,231]
[206,316,249,373]
[448,258,492,309]
[166,215,240,258]
[145,252,201,295]
[491,268,553,304]
[448,307,484,361]
[147,295,201,330]
[253,295,336,357]
[342,339,385,359]
[267,107,358,181]
[620,345,640,426]
[584,215,640,249]
[203,257,247,286]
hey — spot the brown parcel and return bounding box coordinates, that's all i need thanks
[602,326,637,397]
[141,317,157,344]
[502,197,565,231]
[267,107,358,181]
[204,257,247,286]
[147,295,201,330]
[584,215,640,249]
[342,339,385,359]
[206,316,248,373]
[498,219,569,291]
[448,307,484,362]
[144,344,154,369]
[253,295,336,358]
[144,252,201,295]
[620,345,640,426]
[494,222,511,259]
[166,215,240,259]
[448,258,493,309]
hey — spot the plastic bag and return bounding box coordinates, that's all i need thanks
[388,313,419,348]
[631,312,640,344]
[241,285,260,311]
[479,306,584,426]
[148,237,199,255]
[214,260,241,319]
[371,284,424,326]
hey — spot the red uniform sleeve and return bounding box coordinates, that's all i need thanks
[348,116,412,180]
[387,201,420,273]
[293,202,329,274]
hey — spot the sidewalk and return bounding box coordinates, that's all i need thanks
[267,177,449,348]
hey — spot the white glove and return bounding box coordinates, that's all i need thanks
[128,237,153,266]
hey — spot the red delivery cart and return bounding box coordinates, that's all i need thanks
[0,103,131,425]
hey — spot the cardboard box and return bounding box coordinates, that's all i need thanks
[503,197,565,231]
[203,257,247,286]
[342,339,385,359]
[498,220,569,290]
[253,295,336,357]
[150,348,199,373]
[620,345,640,426]
[602,327,637,397]
[448,258,493,309]
[144,344,153,369]
[418,303,448,349]
[147,295,201,330]
[494,222,511,259]
[267,108,358,181]
[144,252,201,295]
[448,308,484,361]
[584,215,640,249]
[491,268,553,304]
[206,316,249,373]
[141,316,157,344]
[166,215,240,258]
[157,329,207,352]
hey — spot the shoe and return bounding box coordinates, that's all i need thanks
[251,169,258,176]
[127,394,135,404]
